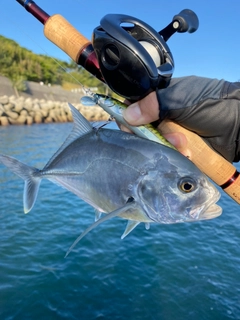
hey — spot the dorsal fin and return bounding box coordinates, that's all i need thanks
[68,103,93,135]
[62,103,93,149]
[44,103,93,168]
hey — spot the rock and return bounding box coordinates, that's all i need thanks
[18,96,25,102]
[39,102,50,114]
[34,113,43,124]
[20,110,28,117]
[0,116,9,126]
[0,104,4,116]
[3,103,14,112]
[57,112,68,122]
[0,94,109,125]
[13,102,25,113]
[60,114,68,122]
[17,115,27,125]
[0,96,9,105]
[44,116,53,123]
[48,110,58,122]
[6,111,19,120]
[46,101,54,109]
[32,103,39,110]
[25,97,32,104]
[29,110,35,117]
[26,116,33,125]
[9,95,16,102]
[39,108,49,118]
[9,115,26,125]
[67,113,73,122]
[23,98,33,111]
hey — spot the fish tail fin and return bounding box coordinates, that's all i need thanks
[0,154,41,213]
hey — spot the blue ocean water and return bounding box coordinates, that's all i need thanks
[0,122,239,320]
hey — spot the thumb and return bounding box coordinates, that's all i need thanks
[123,91,159,125]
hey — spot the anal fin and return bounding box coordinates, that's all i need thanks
[95,209,102,222]
[121,220,140,239]
[145,222,150,230]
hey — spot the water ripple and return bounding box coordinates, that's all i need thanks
[0,124,240,319]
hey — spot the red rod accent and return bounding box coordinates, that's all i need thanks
[18,0,50,24]
[220,170,240,189]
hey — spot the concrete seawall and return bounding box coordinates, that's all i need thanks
[0,75,85,103]
[0,95,109,126]
[0,76,109,125]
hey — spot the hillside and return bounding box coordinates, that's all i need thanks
[0,35,106,92]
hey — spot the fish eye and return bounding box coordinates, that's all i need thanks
[178,177,196,193]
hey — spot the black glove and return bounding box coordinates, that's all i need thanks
[157,76,240,163]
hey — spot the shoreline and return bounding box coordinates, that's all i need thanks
[0,95,109,126]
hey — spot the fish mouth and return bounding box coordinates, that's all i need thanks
[199,202,222,219]
[189,189,222,221]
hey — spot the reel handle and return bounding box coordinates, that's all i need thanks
[159,9,199,41]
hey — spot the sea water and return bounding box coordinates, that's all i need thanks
[0,123,239,320]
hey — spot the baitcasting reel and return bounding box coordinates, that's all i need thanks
[92,9,199,100]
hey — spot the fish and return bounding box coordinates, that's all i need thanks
[81,93,175,148]
[0,104,222,256]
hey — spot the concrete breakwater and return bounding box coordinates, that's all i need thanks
[0,95,109,126]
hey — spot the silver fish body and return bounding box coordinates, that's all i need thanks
[0,104,222,249]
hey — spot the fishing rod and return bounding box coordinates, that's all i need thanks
[15,0,103,82]
[16,0,240,204]
[16,0,197,100]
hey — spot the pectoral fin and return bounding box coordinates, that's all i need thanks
[65,201,137,257]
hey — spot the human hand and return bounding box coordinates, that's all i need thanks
[122,76,240,163]
[122,91,189,157]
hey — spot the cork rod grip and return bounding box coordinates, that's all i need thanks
[159,120,240,204]
[43,14,91,63]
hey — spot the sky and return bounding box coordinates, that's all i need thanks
[1,0,240,82]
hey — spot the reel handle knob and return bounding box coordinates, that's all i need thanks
[173,9,199,33]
